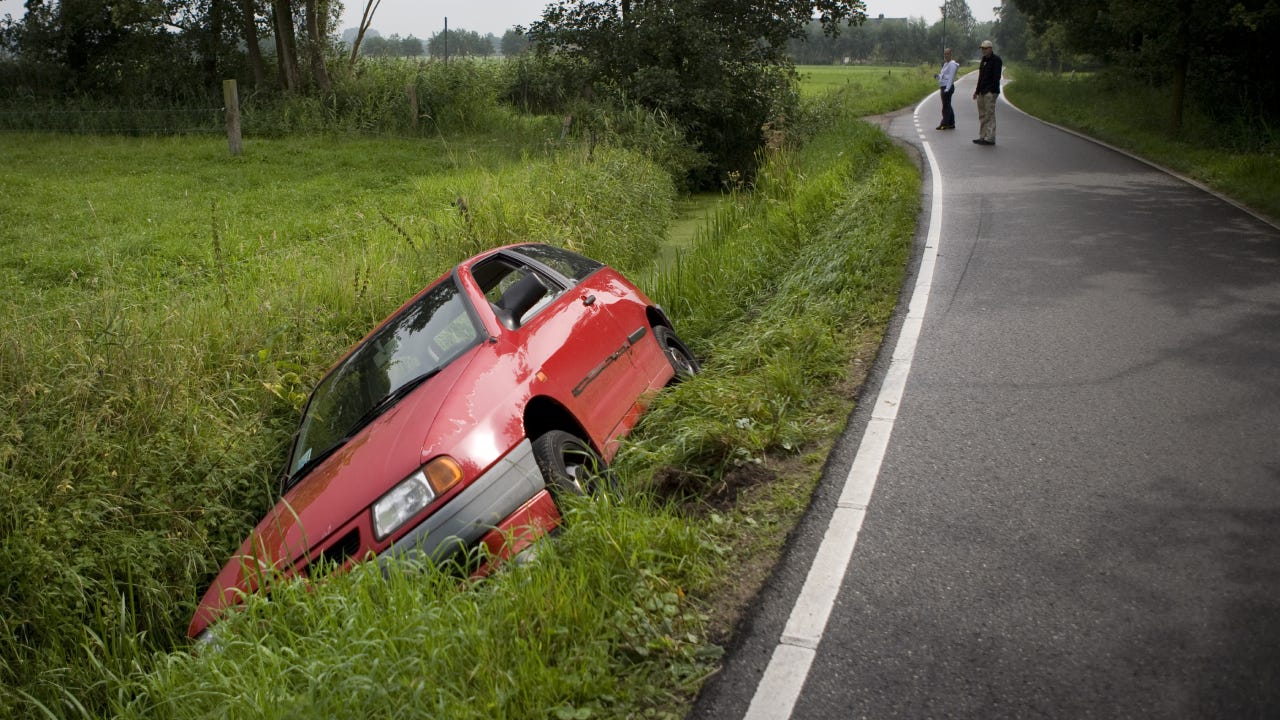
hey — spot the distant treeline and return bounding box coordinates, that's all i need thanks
[352,28,532,59]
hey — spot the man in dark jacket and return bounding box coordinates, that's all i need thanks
[972,40,1002,145]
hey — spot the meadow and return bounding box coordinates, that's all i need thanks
[0,75,923,717]
[794,63,936,104]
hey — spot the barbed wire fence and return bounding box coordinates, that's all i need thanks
[0,105,225,135]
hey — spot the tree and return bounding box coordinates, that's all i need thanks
[236,0,268,87]
[427,27,491,58]
[399,33,422,56]
[2,0,340,97]
[936,0,975,50]
[2,0,199,95]
[347,0,380,66]
[525,0,868,186]
[1010,0,1279,130]
[991,0,1029,60]
[302,0,333,92]
[500,27,530,56]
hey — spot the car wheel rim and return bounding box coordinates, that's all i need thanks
[668,348,693,375]
[563,445,596,494]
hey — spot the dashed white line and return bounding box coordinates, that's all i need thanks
[741,101,945,720]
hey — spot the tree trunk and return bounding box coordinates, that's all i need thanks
[272,0,302,91]
[239,0,267,87]
[1169,9,1190,133]
[1170,50,1187,132]
[203,0,225,88]
[348,0,381,67]
[304,0,332,92]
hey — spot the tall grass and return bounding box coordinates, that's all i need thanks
[252,58,525,136]
[110,497,715,719]
[0,129,672,718]
[1005,66,1280,222]
[624,108,917,489]
[1,81,919,718]
[0,58,531,137]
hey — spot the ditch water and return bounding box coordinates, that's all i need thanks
[658,192,728,267]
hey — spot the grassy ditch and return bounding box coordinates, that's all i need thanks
[1004,67,1280,224]
[1,86,919,718]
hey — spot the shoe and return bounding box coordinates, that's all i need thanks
[936,124,945,130]
[942,125,955,130]
[972,138,994,145]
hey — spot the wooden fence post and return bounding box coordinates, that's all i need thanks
[223,79,242,156]
[407,83,419,130]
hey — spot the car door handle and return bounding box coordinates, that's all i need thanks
[582,294,596,306]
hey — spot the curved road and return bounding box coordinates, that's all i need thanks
[690,71,1280,718]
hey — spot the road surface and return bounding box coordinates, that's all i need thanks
[690,71,1280,719]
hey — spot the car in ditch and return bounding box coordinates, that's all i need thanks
[188,242,699,640]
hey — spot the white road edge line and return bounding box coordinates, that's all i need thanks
[741,99,944,720]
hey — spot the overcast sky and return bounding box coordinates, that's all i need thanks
[0,1,998,41]
[339,1,998,38]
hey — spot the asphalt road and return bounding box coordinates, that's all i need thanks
[690,72,1280,719]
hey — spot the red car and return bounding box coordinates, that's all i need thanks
[189,243,698,640]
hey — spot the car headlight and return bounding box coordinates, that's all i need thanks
[372,457,464,540]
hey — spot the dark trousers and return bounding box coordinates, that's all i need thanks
[940,87,955,127]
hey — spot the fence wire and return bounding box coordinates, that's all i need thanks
[0,106,225,135]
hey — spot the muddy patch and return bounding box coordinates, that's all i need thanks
[651,461,778,514]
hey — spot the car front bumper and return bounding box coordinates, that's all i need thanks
[379,437,546,568]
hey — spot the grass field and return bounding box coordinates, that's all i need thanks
[795,63,935,107]
[1,80,921,718]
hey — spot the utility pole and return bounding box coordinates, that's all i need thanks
[941,2,947,53]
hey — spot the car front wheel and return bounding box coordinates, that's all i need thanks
[654,325,700,382]
[532,430,615,498]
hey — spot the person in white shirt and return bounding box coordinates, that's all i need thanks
[935,48,959,130]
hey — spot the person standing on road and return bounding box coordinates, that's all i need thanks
[935,48,959,130]
[972,40,1002,145]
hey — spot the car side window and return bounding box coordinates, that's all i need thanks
[473,257,563,329]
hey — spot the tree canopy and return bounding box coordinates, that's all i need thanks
[0,0,341,97]
[426,28,496,58]
[525,0,868,187]
[1008,0,1279,129]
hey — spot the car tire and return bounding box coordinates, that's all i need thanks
[654,325,700,382]
[532,430,616,498]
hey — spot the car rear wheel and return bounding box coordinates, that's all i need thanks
[654,325,700,382]
[533,430,615,498]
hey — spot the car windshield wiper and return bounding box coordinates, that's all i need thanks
[284,368,443,491]
[350,367,443,433]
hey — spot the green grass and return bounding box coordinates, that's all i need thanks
[1,79,920,719]
[1004,66,1280,223]
[795,64,936,111]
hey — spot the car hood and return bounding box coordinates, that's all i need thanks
[189,350,478,636]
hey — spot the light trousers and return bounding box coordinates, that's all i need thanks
[977,92,998,142]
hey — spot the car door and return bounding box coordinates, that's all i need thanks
[473,255,642,448]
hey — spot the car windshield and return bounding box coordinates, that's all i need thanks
[286,278,481,482]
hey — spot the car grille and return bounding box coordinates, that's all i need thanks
[306,528,362,575]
